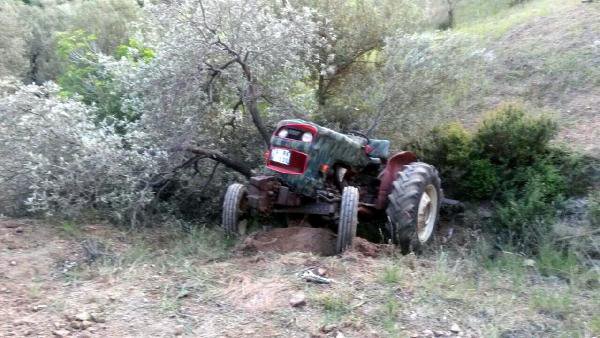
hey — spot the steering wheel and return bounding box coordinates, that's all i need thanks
[347,130,370,145]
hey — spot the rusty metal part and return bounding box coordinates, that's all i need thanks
[273,202,337,215]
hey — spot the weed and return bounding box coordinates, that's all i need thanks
[59,221,80,237]
[380,296,400,335]
[536,241,579,278]
[530,290,573,318]
[159,284,181,314]
[381,265,402,285]
[315,294,351,323]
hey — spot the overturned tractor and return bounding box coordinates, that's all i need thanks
[222,119,442,254]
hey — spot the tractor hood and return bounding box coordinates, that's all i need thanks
[265,119,370,196]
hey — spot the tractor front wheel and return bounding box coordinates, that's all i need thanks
[336,186,359,254]
[386,162,442,254]
[222,183,249,236]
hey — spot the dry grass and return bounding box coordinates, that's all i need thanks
[2,218,598,337]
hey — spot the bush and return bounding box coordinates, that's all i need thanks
[410,122,498,199]
[413,104,585,248]
[473,104,557,168]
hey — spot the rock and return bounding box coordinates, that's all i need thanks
[320,324,337,333]
[317,267,328,276]
[31,304,46,312]
[450,323,461,333]
[434,330,450,336]
[523,259,536,267]
[74,312,92,321]
[52,329,71,337]
[53,322,65,329]
[10,261,17,266]
[13,318,34,326]
[80,321,93,329]
[336,331,346,338]
[289,292,306,307]
[70,321,82,330]
[15,227,24,234]
[174,325,184,336]
[422,329,434,337]
[89,313,105,323]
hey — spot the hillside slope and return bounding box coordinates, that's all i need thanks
[479,2,599,155]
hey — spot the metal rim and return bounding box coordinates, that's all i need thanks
[416,184,438,243]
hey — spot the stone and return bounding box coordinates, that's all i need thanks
[80,321,93,329]
[52,329,71,337]
[523,259,536,267]
[434,330,450,336]
[10,261,17,266]
[74,312,91,321]
[450,323,461,333]
[70,321,82,330]
[289,292,306,307]
[422,329,434,337]
[174,325,184,336]
[317,267,328,276]
[335,331,345,338]
[89,313,105,323]
[31,304,46,312]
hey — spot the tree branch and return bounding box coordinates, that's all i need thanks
[182,146,252,178]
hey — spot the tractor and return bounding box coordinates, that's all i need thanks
[222,119,442,254]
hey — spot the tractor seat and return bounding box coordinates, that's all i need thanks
[368,139,390,159]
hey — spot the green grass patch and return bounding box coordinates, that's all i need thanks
[456,0,579,37]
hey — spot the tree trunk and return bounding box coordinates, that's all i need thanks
[240,62,271,147]
[184,147,252,178]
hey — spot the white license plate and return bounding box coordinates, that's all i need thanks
[270,148,291,165]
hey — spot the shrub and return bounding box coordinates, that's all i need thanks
[473,104,558,168]
[411,122,498,199]
[413,104,581,248]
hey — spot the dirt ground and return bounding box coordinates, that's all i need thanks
[2,218,598,338]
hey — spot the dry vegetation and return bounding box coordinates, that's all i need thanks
[2,218,598,337]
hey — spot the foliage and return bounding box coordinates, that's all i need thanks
[0,0,323,223]
[0,82,168,223]
[589,191,600,226]
[56,30,151,125]
[412,105,588,246]
[1,0,140,84]
[0,1,29,79]
[353,31,485,141]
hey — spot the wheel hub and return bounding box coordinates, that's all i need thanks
[416,184,438,243]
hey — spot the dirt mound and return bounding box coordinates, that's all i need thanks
[239,226,390,257]
[240,226,337,256]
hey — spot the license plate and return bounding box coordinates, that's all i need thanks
[270,148,291,165]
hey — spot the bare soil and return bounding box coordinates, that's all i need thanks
[2,218,598,337]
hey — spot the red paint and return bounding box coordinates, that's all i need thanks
[266,147,310,175]
[375,151,418,209]
[273,123,318,142]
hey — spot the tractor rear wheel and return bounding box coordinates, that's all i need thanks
[386,162,442,254]
[222,183,249,236]
[336,186,359,254]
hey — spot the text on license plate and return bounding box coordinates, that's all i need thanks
[270,149,291,165]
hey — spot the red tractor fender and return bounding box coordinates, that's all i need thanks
[375,151,418,209]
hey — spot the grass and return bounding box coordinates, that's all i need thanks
[380,265,402,284]
[315,293,352,323]
[530,289,573,318]
[455,0,579,37]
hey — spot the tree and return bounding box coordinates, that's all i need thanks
[0,1,29,79]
